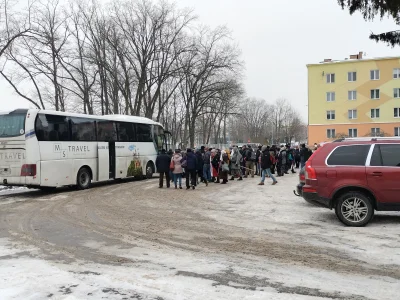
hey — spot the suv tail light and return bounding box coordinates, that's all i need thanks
[21,164,36,176]
[305,160,317,180]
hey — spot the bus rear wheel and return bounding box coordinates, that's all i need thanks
[77,167,91,190]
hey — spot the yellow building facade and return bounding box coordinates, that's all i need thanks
[307,54,400,143]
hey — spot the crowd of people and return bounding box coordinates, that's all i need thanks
[155,143,314,190]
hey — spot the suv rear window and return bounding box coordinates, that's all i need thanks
[327,145,370,166]
[370,144,400,167]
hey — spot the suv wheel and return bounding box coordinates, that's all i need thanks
[335,192,374,227]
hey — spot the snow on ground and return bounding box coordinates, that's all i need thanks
[0,174,400,299]
[0,186,27,193]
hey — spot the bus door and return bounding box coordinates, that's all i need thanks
[97,142,116,180]
[98,142,109,181]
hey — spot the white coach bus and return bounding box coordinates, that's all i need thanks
[0,109,170,190]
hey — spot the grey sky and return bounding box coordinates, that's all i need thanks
[1,0,399,121]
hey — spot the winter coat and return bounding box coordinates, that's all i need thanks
[305,148,313,161]
[287,149,294,162]
[204,151,211,165]
[156,153,171,173]
[220,150,229,170]
[211,153,220,169]
[195,151,204,171]
[230,148,242,170]
[260,150,272,169]
[279,150,287,165]
[295,149,300,159]
[256,149,261,162]
[245,148,253,161]
[185,151,197,171]
[172,153,183,174]
[300,147,307,159]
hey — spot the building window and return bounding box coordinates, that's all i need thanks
[371,108,380,119]
[327,129,336,139]
[394,108,400,118]
[348,109,357,119]
[348,90,357,100]
[370,69,380,80]
[327,110,335,120]
[394,68,400,79]
[326,92,335,102]
[348,128,358,137]
[395,127,400,136]
[371,89,380,99]
[371,127,380,137]
[394,88,400,98]
[326,73,335,83]
[348,72,357,82]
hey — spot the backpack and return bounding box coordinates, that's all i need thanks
[288,152,293,161]
[250,151,257,161]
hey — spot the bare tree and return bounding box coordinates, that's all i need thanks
[179,26,243,147]
[0,0,33,57]
[0,0,249,148]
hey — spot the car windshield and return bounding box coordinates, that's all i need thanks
[0,111,26,137]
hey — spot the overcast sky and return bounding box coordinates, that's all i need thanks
[2,0,400,121]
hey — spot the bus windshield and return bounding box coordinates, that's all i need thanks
[0,110,27,138]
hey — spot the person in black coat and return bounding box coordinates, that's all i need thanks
[295,146,300,169]
[270,145,277,174]
[300,144,307,169]
[185,148,197,189]
[258,146,278,185]
[195,149,207,186]
[255,145,262,176]
[155,149,171,188]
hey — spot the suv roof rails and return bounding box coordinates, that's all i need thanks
[333,137,400,142]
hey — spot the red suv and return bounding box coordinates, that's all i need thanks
[302,137,400,227]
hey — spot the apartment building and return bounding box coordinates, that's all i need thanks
[307,52,400,143]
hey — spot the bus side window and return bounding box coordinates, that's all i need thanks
[117,122,136,142]
[136,124,152,142]
[35,113,69,141]
[97,121,117,142]
[71,117,96,141]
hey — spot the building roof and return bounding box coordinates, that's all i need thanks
[307,55,400,67]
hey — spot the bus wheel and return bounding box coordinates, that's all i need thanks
[77,167,91,190]
[145,162,154,179]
